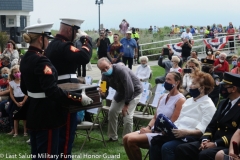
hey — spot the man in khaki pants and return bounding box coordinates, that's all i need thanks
[97,58,142,141]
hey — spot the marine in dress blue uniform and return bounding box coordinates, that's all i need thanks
[44,18,92,160]
[20,23,93,160]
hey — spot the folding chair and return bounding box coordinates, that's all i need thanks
[76,106,106,151]
[137,82,152,112]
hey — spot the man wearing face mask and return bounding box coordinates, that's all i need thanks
[176,72,240,160]
[155,47,183,84]
[97,57,142,142]
[45,18,92,160]
[201,59,220,106]
[213,52,229,81]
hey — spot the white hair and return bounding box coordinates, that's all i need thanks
[219,52,227,58]
[139,56,149,63]
[97,57,111,67]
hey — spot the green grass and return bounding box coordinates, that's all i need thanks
[0,66,164,160]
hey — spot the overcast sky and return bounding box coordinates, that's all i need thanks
[30,0,240,30]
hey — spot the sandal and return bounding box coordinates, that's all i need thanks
[7,131,15,135]
[13,134,18,137]
[24,133,28,137]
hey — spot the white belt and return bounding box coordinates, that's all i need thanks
[58,74,77,80]
[27,91,46,98]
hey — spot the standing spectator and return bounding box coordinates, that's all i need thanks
[148,26,153,33]
[153,26,158,34]
[180,32,193,62]
[8,65,28,137]
[174,25,180,34]
[231,57,240,75]
[97,57,142,141]
[187,51,200,61]
[181,28,193,41]
[119,19,129,36]
[213,52,229,81]
[171,24,175,34]
[211,23,217,32]
[155,48,183,84]
[205,25,214,38]
[107,30,113,43]
[194,27,199,34]
[107,34,124,64]
[135,56,151,82]
[206,48,215,60]
[227,23,235,53]
[217,24,224,36]
[120,30,138,69]
[170,56,182,73]
[2,40,19,63]
[96,30,110,59]
[190,25,195,35]
[180,26,186,34]
[199,27,204,34]
[131,27,140,64]
[45,18,92,159]
[176,72,240,160]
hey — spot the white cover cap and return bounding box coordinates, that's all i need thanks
[60,18,84,29]
[24,23,54,35]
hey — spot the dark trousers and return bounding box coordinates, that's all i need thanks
[77,64,86,77]
[29,128,59,160]
[122,56,133,69]
[229,39,234,50]
[58,112,77,160]
[176,141,226,160]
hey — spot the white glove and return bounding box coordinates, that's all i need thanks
[76,30,88,38]
[81,88,93,106]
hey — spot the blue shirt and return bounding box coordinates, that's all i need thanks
[120,38,137,58]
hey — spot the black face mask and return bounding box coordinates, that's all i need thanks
[220,85,231,99]
[168,55,172,60]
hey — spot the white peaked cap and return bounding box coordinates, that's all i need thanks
[24,23,54,34]
[60,18,84,28]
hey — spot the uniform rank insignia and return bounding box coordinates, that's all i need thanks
[70,46,80,52]
[44,65,52,75]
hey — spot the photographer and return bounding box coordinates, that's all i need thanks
[96,30,110,59]
[155,47,183,84]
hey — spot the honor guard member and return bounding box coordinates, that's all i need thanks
[176,72,240,160]
[201,58,221,106]
[20,23,93,158]
[44,18,92,160]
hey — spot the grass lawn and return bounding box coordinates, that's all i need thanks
[0,66,165,160]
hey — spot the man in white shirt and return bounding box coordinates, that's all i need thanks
[181,28,193,41]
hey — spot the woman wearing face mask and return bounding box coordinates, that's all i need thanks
[135,56,152,82]
[231,57,240,74]
[150,72,216,160]
[206,48,215,60]
[170,56,182,73]
[123,72,185,160]
[231,55,238,70]
[215,51,220,59]
[2,40,19,63]
[227,24,235,53]
[182,58,201,97]
[213,52,229,81]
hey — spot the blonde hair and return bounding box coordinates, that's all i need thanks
[231,55,238,60]
[9,65,20,81]
[215,51,221,56]
[187,58,201,71]
[171,56,180,63]
[23,33,41,43]
[1,67,10,74]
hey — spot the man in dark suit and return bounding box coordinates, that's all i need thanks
[176,72,240,160]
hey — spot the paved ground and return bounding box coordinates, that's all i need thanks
[85,51,234,80]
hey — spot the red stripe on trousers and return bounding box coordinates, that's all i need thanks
[47,129,52,160]
[63,113,71,160]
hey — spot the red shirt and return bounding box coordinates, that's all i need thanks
[214,59,229,72]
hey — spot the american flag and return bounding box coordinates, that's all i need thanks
[203,36,228,51]
[167,40,194,57]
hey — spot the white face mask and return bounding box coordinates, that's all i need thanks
[141,64,147,67]
[219,59,224,63]
[207,51,211,55]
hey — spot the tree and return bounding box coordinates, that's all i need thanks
[0,32,9,53]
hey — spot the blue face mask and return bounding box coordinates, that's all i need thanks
[232,61,237,66]
[189,88,200,98]
[141,64,147,67]
[102,67,113,76]
[1,74,8,79]
[164,81,175,91]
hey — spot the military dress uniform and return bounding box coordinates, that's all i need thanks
[20,23,92,159]
[44,18,92,160]
[176,72,240,160]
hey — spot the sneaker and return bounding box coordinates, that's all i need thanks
[13,134,18,137]
[24,133,28,137]
[26,139,31,145]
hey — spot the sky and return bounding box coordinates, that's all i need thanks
[30,0,240,31]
